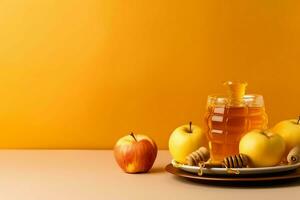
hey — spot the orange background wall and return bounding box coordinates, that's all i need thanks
[0,0,300,149]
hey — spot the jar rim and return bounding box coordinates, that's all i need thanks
[208,94,263,100]
[207,94,264,107]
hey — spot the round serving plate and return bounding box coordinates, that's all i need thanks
[165,163,300,183]
[172,160,300,175]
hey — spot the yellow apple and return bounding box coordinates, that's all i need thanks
[168,122,208,164]
[272,117,300,153]
[239,130,285,167]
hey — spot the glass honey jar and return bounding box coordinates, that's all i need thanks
[204,81,268,162]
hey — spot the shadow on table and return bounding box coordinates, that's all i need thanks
[150,167,165,174]
[173,176,300,188]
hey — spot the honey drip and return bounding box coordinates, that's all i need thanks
[224,81,247,106]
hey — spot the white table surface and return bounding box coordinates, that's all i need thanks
[0,150,299,200]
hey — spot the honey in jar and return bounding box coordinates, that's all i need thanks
[204,81,268,161]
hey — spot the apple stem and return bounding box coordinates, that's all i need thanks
[130,132,137,141]
[189,121,192,133]
[297,116,300,125]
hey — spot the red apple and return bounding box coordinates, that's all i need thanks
[114,133,157,173]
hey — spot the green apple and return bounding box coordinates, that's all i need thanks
[272,117,300,153]
[168,122,208,164]
[239,129,285,167]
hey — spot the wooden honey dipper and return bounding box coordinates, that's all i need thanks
[185,147,210,166]
[287,146,300,164]
[185,147,249,176]
[197,154,249,175]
